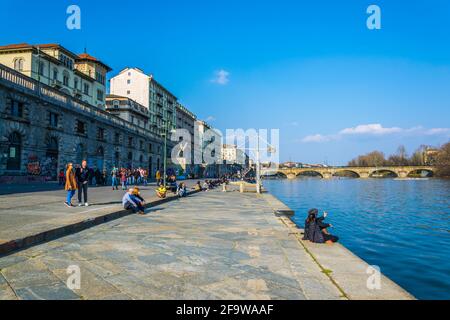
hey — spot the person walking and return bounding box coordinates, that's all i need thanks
[64,163,77,207]
[111,167,119,190]
[156,169,161,185]
[76,160,91,207]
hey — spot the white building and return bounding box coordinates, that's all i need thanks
[110,67,177,136]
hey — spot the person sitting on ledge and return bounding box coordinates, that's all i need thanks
[303,208,339,244]
[122,188,145,215]
[193,181,203,191]
[156,184,167,199]
[177,182,187,198]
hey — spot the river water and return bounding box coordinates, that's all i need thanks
[263,178,450,300]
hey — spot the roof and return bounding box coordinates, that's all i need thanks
[0,43,112,71]
[77,53,112,71]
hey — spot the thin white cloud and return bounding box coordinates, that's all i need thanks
[205,116,216,122]
[340,124,402,135]
[211,69,230,85]
[301,123,450,143]
[301,134,332,143]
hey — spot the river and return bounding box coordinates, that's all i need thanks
[263,178,450,300]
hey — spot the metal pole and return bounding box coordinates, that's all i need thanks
[256,132,261,194]
[163,120,168,186]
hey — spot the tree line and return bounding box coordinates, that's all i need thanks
[348,142,450,177]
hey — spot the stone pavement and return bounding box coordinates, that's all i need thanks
[0,189,344,300]
[0,181,201,255]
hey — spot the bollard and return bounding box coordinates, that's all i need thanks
[240,183,244,193]
[222,184,227,192]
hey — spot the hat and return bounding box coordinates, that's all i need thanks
[308,208,319,216]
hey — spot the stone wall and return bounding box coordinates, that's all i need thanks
[0,72,165,183]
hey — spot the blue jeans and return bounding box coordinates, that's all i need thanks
[66,190,76,204]
[112,176,118,188]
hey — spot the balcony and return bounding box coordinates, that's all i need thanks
[50,79,62,88]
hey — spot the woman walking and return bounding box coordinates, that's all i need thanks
[64,163,78,207]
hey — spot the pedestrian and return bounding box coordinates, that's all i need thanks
[58,169,65,186]
[76,160,90,207]
[64,163,77,207]
[120,169,127,190]
[156,169,161,185]
[111,167,119,190]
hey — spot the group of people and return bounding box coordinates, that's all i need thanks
[202,178,229,191]
[111,167,149,191]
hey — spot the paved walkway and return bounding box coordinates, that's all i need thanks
[0,181,200,249]
[0,190,343,300]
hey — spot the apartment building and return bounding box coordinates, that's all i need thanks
[0,43,111,108]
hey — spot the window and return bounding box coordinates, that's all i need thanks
[76,120,86,134]
[63,72,69,86]
[6,132,21,171]
[49,112,58,127]
[97,128,105,140]
[127,90,131,95]
[38,62,45,76]
[14,58,24,71]
[149,143,153,153]
[127,79,131,84]
[140,140,144,150]
[83,83,90,95]
[131,116,135,124]
[113,100,119,108]
[128,152,133,161]
[97,89,104,101]
[53,68,58,80]
[74,78,79,90]
[114,132,120,144]
[128,137,133,146]
[11,101,23,117]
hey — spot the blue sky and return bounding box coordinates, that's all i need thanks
[1,0,450,164]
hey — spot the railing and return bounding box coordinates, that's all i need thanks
[0,63,155,140]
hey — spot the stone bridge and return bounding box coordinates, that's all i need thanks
[261,166,436,179]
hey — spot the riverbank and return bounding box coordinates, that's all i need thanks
[0,181,202,256]
[264,178,450,300]
[0,186,413,300]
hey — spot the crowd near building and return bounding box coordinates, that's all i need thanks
[0,43,246,183]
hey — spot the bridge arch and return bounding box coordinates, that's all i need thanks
[407,168,434,178]
[369,169,398,178]
[295,170,324,179]
[333,170,360,178]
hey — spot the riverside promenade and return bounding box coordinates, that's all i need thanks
[0,186,413,300]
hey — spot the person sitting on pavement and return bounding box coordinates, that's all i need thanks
[122,188,145,215]
[193,181,202,191]
[303,208,339,244]
[177,182,187,198]
[156,184,167,199]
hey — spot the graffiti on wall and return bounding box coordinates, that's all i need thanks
[27,154,41,176]
[26,154,58,181]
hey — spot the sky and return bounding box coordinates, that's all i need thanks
[1,0,450,165]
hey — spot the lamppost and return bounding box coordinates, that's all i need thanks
[158,118,176,187]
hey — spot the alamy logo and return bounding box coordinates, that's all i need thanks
[366,265,381,290]
[66,5,81,30]
[367,5,381,30]
[66,265,81,290]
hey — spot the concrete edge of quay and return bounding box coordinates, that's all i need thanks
[0,189,202,258]
[260,192,415,300]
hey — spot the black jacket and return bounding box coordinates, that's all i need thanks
[75,167,91,183]
[303,216,328,244]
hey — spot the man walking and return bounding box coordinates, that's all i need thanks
[76,160,91,207]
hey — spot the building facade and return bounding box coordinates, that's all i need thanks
[105,95,163,177]
[0,62,159,183]
[174,103,196,177]
[0,43,111,109]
